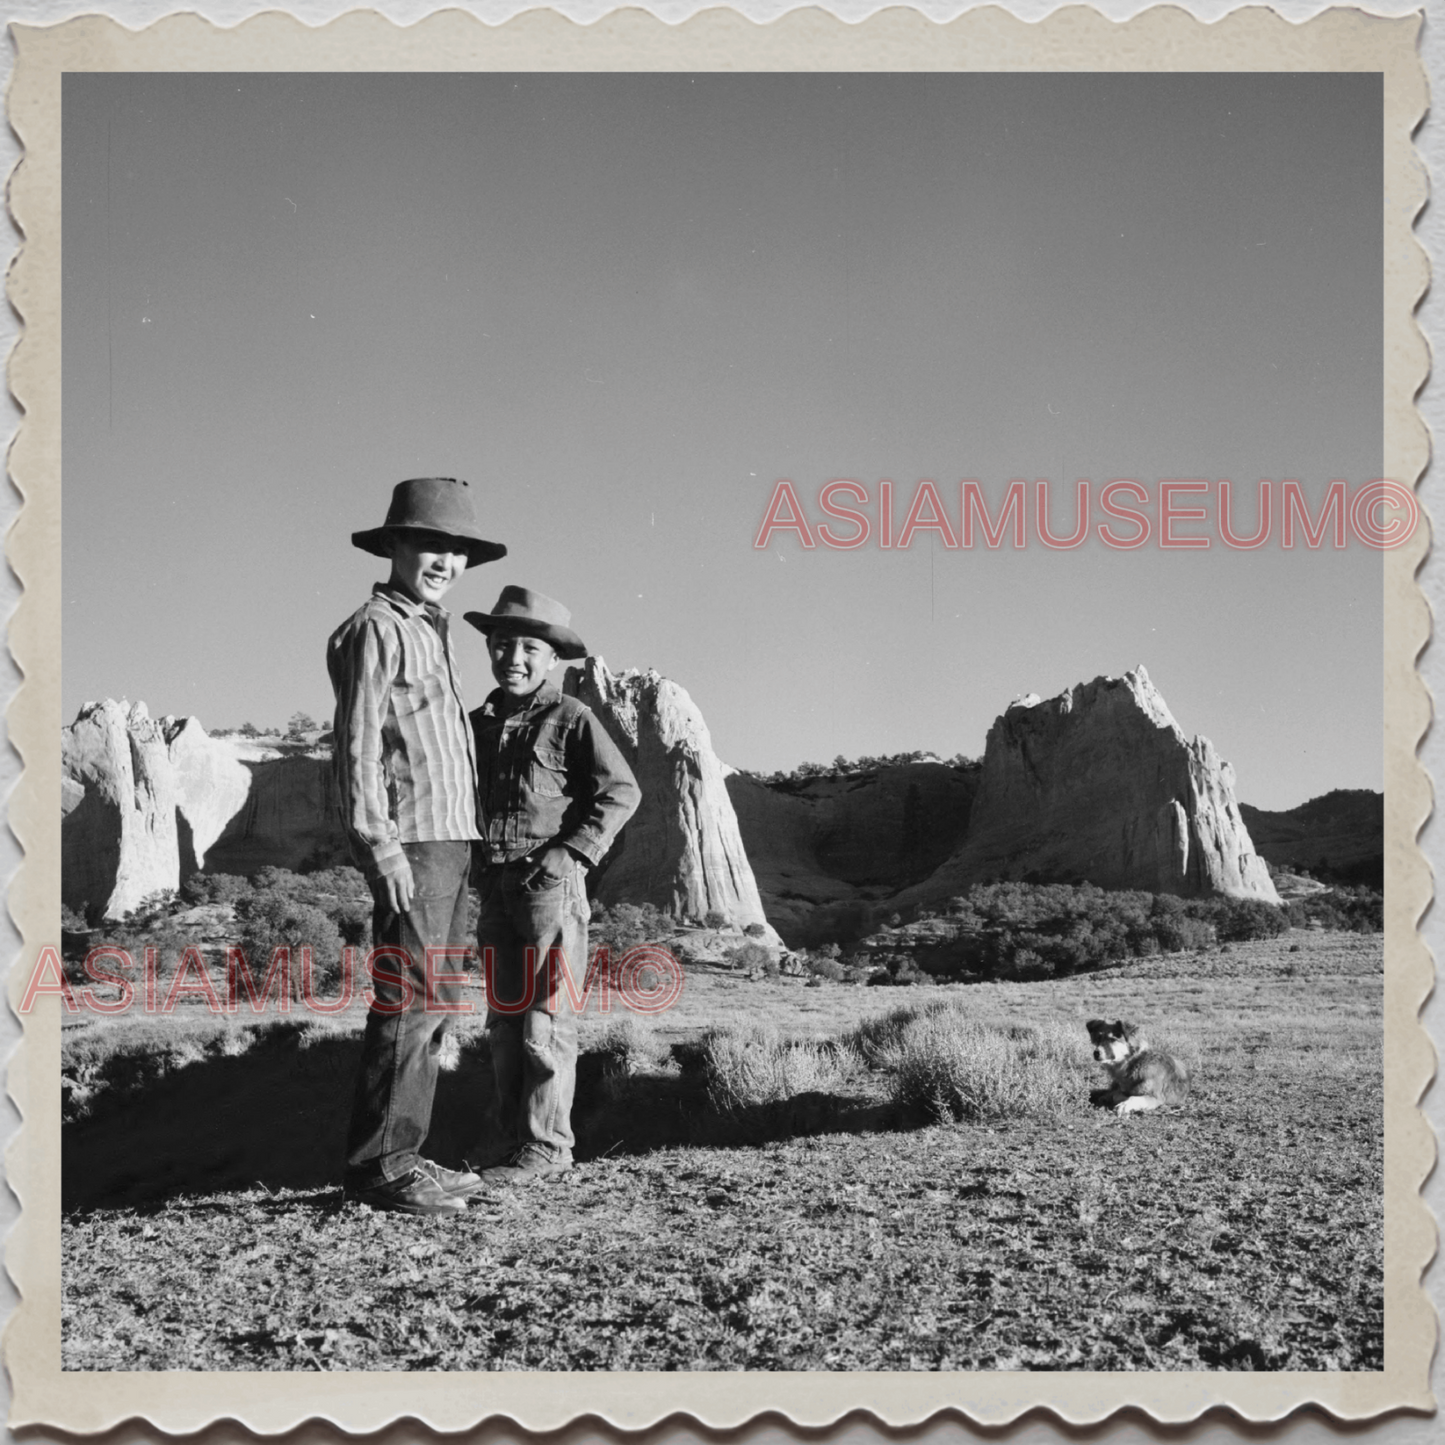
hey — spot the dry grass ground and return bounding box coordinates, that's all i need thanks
[61,931,1381,1371]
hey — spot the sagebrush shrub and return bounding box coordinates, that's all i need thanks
[1284,887,1383,934]
[691,1025,861,1113]
[891,881,1298,981]
[1155,915,1216,952]
[881,1004,1082,1123]
[596,1016,668,1080]
[1211,897,1290,942]
[723,940,772,973]
[805,954,846,983]
[591,901,674,954]
[180,873,253,907]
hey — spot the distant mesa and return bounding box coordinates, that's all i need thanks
[63,665,1369,940]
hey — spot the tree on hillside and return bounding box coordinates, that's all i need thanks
[233,889,346,994]
[286,711,319,740]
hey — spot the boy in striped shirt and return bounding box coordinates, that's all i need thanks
[327,477,504,1216]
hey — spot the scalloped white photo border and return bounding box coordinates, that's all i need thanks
[1,5,1432,1434]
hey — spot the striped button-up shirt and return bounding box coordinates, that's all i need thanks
[327,582,481,880]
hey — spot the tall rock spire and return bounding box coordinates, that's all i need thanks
[565,657,778,936]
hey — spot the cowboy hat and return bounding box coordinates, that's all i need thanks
[464,586,587,660]
[351,477,507,568]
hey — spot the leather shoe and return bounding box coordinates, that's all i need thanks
[417,1157,486,1200]
[480,1144,573,1187]
[344,1167,465,1216]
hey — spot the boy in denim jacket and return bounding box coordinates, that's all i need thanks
[465,587,641,1184]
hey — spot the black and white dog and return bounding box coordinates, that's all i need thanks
[1086,1018,1189,1114]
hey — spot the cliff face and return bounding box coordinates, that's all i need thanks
[203,756,347,876]
[165,716,256,875]
[896,667,1278,908]
[726,763,980,945]
[564,658,778,938]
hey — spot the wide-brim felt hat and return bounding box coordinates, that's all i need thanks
[465,586,588,660]
[352,477,507,568]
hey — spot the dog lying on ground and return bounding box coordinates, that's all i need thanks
[1086,1018,1189,1114]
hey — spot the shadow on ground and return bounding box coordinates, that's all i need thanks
[62,1025,890,1211]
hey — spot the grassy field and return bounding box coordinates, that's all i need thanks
[61,931,1382,1371]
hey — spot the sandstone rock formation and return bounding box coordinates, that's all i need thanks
[564,658,779,939]
[62,665,778,938]
[62,704,344,918]
[895,667,1279,908]
[165,716,254,875]
[203,753,346,877]
[62,664,1285,936]
[726,762,980,945]
[62,701,181,919]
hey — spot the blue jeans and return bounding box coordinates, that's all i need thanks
[476,855,590,1162]
[344,840,471,1187]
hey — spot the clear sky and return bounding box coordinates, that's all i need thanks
[62,72,1382,811]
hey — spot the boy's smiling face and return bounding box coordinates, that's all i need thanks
[489,628,559,698]
[387,530,469,606]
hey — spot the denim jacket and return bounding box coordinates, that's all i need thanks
[471,680,641,867]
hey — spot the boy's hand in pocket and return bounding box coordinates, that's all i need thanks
[530,845,574,887]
